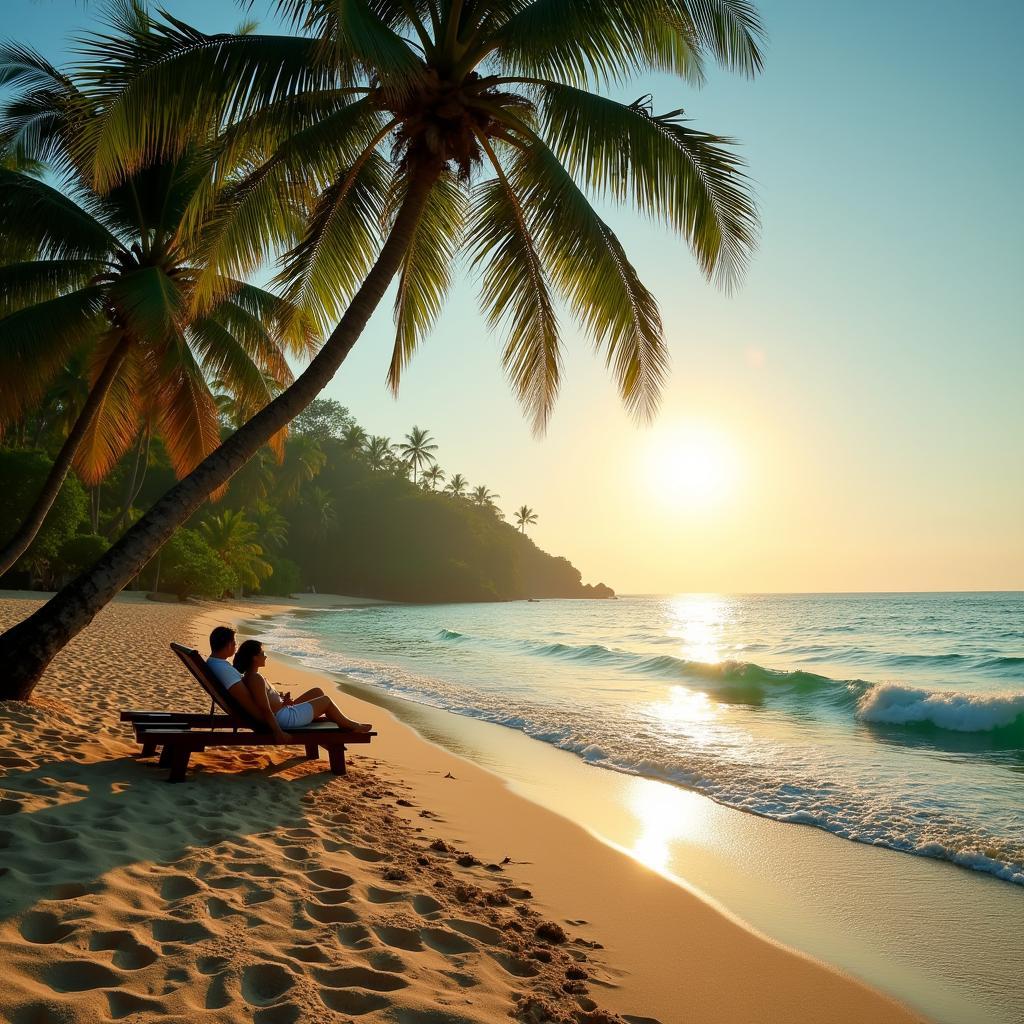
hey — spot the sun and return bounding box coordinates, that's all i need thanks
[645,423,740,508]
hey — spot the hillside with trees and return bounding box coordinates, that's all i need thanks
[0,400,614,603]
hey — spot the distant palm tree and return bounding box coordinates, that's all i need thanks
[445,474,469,499]
[302,485,337,542]
[422,465,446,492]
[470,486,501,512]
[515,506,539,534]
[398,426,438,485]
[199,508,272,595]
[365,436,395,472]
[339,424,369,456]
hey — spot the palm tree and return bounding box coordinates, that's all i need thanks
[422,465,446,491]
[365,436,396,472]
[398,425,438,485]
[339,423,369,456]
[199,508,272,595]
[445,473,470,499]
[470,485,501,511]
[515,505,538,533]
[0,1,761,698]
[0,48,315,577]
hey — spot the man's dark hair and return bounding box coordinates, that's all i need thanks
[209,626,236,653]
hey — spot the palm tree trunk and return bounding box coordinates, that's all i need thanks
[0,162,441,700]
[0,336,133,577]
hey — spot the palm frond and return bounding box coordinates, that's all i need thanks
[76,16,338,189]
[467,141,560,434]
[0,288,106,425]
[389,168,467,394]
[151,342,223,481]
[189,98,386,302]
[538,85,756,287]
[189,315,279,424]
[0,260,110,317]
[488,0,702,86]
[73,338,143,485]
[0,169,121,260]
[514,140,667,421]
[273,152,391,336]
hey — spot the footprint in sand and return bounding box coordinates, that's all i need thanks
[419,927,476,955]
[253,1006,301,1024]
[42,959,122,993]
[372,924,423,952]
[284,943,332,964]
[106,991,166,1020]
[445,919,504,946]
[160,874,203,901]
[0,797,24,815]
[305,868,355,889]
[488,951,541,978]
[319,989,391,1015]
[17,910,77,945]
[365,885,409,905]
[197,955,231,976]
[89,929,158,969]
[337,923,374,949]
[151,918,213,944]
[205,971,233,1009]
[412,894,444,918]
[314,965,409,992]
[368,949,407,973]
[304,900,357,925]
[241,963,295,1006]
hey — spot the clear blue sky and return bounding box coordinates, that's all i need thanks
[10,0,1023,592]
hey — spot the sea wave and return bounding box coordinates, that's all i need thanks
[857,684,1024,734]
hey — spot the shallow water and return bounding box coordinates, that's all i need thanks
[260,592,1024,884]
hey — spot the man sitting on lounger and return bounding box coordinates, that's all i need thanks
[207,626,372,742]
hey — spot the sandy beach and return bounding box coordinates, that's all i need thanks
[0,593,925,1024]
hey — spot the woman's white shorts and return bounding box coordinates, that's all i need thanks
[276,702,316,729]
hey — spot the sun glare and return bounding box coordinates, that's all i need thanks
[645,424,739,509]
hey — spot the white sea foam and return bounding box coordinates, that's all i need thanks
[857,684,1024,732]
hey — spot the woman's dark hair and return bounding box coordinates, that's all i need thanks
[232,639,264,674]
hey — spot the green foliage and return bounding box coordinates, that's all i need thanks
[0,448,87,577]
[262,556,302,596]
[292,398,354,442]
[199,508,272,593]
[56,532,109,575]
[159,528,234,600]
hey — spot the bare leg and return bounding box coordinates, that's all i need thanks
[306,695,372,733]
[290,686,324,704]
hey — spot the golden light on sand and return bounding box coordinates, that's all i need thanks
[628,780,700,874]
[645,422,739,509]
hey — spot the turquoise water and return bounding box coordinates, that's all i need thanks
[262,593,1024,883]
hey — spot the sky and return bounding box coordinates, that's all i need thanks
[9,0,1023,593]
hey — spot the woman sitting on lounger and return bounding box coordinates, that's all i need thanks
[231,639,372,742]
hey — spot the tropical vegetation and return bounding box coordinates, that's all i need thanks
[0,0,761,699]
[0,399,611,604]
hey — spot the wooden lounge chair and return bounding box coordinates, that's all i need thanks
[122,642,375,782]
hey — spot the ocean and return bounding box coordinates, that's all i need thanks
[259,592,1024,885]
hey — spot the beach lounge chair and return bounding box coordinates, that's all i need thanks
[121,642,375,782]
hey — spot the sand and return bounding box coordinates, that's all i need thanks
[0,593,926,1024]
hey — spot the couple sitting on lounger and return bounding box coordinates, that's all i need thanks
[206,626,372,742]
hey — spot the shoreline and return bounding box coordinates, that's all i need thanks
[222,598,928,1024]
[0,592,922,1024]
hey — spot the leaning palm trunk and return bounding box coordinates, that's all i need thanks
[0,165,438,700]
[0,336,132,577]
